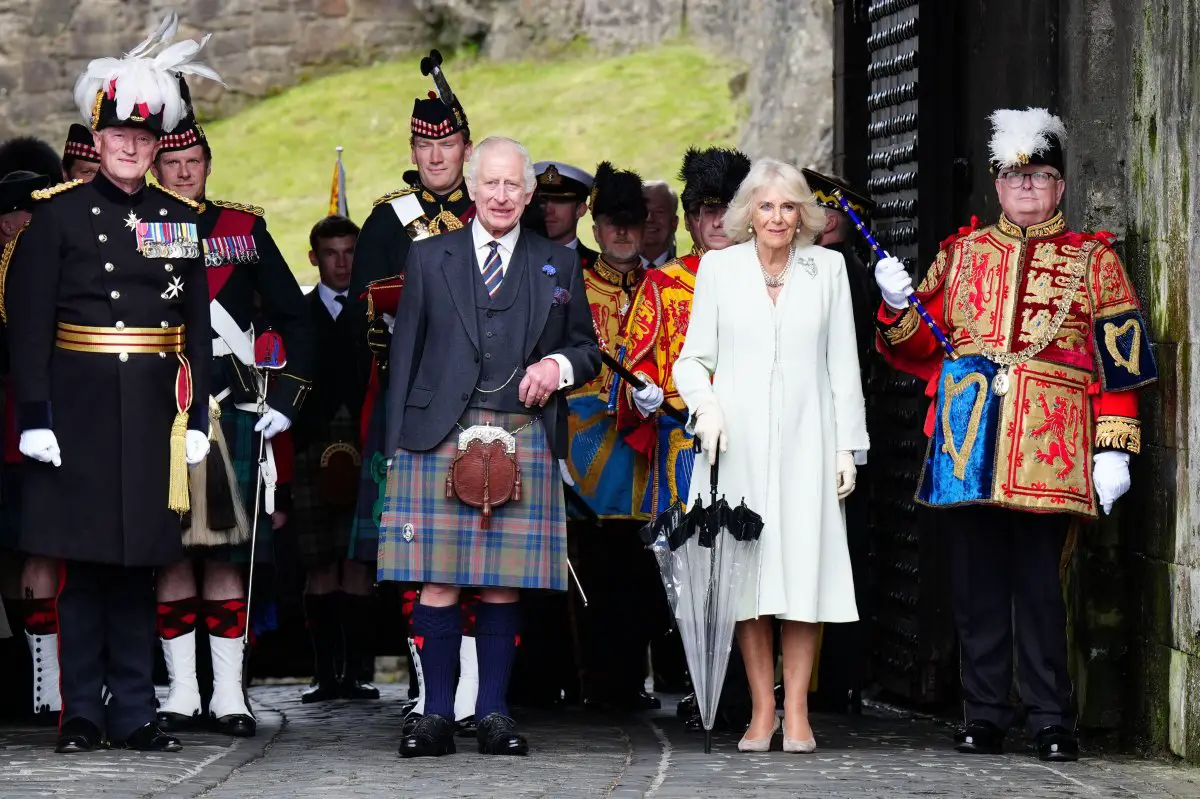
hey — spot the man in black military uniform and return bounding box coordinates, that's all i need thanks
[533,161,597,271]
[347,52,479,733]
[804,168,878,714]
[0,136,69,726]
[4,14,218,752]
[149,77,313,738]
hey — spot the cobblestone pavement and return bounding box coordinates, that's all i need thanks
[1,684,1198,798]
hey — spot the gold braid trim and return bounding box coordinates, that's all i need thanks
[210,199,264,217]
[0,227,26,323]
[1095,415,1142,455]
[373,186,418,207]
[150,183,201,210]
[881,306,922,345]
[31,179,84,201]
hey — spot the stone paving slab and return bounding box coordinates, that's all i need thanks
[0,684,1198,798]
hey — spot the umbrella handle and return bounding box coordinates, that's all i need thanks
[709,450,719,507]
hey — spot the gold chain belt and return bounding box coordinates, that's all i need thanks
[55,322,185,356]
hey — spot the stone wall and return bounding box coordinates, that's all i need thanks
[1062,0,1200,762]
[0,0,833,169]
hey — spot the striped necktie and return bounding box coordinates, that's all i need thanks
[481,240,504,297]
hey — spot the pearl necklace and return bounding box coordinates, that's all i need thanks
[754,240,796,287]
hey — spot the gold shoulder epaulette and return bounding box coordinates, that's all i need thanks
[150,183,201,210]
[373,186,418,207]
[210,199,265,217]
[31,179,84,201]
[0,227,26,323]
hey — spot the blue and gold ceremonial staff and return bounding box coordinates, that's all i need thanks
[833,189,957,360]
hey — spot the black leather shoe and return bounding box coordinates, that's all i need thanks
[339,679,381,701]
[399,697,419,716]
[455,715,478,738]
[401,711,423,735]
[55,717,103,754]
[156,709,202,731]
[476,713,528,756]
[1034,725,1079,762]
[955,719,1005,755]
[211,712,256,738]
[676,693,697,720]
[301,682,342,704]
[120,722,183,752]
[398,713,455,758]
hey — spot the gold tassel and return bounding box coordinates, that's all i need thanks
[168,410,190,514]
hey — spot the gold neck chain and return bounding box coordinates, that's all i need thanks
[955,235,1094,395]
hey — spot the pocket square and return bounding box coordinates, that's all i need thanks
[542,264,557,276]
[553,287,571,305]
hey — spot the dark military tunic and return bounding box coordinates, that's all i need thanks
[5,173,212,567]
[198,199,312,415]
[349,174,476,297]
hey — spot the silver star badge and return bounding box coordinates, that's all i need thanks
[124,211,142,231]
[162,276,185,299]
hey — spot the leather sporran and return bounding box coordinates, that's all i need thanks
[444,425,523,530]
[318,441,361,510]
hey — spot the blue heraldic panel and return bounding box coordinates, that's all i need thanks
[637,416,696,518]
[1095,309,1158,391]
[568,394,648,520]
[918,354,1003,507]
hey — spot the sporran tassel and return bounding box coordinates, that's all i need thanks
[168,410,190,514]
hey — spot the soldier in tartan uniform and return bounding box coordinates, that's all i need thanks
[347,54,482,736]
[150,77,313,740]
[379,136,599,758]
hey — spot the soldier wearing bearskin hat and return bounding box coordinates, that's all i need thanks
[4,11,220,752]
[0,135,66,725]
[875,108,1157,761]
[149,73,314,738]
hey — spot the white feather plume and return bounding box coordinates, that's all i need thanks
[988,107,1067,170]
[72,12,222,132]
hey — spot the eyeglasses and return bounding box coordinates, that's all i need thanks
[999,171,1061,188]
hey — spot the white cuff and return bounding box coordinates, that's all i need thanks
[542,354,574,389]
[853,450,868,466]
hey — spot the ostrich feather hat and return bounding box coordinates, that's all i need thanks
[987,107,1067,175]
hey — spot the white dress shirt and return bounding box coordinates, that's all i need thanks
[470,218,574,389]
[316,282,349,320]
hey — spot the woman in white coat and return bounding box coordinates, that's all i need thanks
[674,158,869,753]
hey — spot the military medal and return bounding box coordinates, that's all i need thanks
[991,367,1010,396]
[138,221,199,259]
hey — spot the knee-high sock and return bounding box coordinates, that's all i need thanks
[303,592,343,687]
[474,601,521,719]
[341,593,376,684]
[410,603,460,719]
[157,597,200,716]
[203,598,251,718]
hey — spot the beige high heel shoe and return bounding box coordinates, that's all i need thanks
[737,716,781,752]
[782,719,817,753]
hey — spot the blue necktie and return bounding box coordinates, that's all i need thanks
[481,241,504,297]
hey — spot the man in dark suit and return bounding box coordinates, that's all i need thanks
[291,215,378,703]
[379,136,600,758]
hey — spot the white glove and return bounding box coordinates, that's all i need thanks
[19,429,61,467]
[632,382,665,417]
[383,313,396,335]
[836,450,857,500]
[874,256,913,310]
[691,402,728,464]
[185,429,211,465]
[1093,450,1131,515]
[254,406,292,439]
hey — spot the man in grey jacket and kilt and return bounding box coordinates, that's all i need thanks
[379,136,600,758]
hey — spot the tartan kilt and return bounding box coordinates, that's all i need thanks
[348,387,388,563]
[291,407,358,569]
[378,408,567,591]
[196,402,272,565]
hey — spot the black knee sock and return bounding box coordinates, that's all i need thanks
[411,603,460,719]
[474,601,521,719]
[304,592,343,686]
[340,593,376,683]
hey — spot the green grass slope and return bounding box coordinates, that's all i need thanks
[203,43,745,284]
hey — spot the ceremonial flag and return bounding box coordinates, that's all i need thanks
[329,145,348,219]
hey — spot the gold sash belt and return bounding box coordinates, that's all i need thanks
[55,322,185,355]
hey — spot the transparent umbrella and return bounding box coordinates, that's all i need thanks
[641,453,763,753]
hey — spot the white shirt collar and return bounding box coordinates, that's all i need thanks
[471,217,522,272]
[565,238,580,250]
[316,282,348,318]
